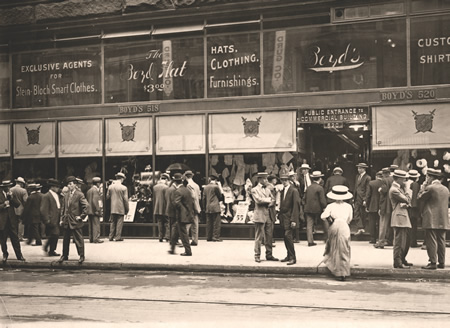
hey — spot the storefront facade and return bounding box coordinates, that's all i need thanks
[1,0,450,238]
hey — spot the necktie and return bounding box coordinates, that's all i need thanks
[283,187,287,200]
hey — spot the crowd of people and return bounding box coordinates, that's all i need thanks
[0,161,449,281]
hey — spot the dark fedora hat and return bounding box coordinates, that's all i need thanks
[66,176,78,183]
[356,163,369,169]
[47,178,61,188]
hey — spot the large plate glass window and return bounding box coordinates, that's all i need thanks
[263,19,406,94]
[0,54,9,109]
[104,37,204,102]
[12,47,101,108]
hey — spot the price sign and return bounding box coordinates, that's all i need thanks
[124,201,138,223]
[231,201,250,224]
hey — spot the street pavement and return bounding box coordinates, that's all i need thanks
[2,237,450,279]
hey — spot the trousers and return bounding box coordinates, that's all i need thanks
[425,229,446,265]
[306,213,328,244]
[378,213,391,245]
[187,214,199,244]
[0,220,23,259]
[206,212,221,240]
[62,227,84,257]
[109,214,124,240]
[156,214,170,240]
[254,220,273,258]
[354,201,368,230]
[367,212,380,242]
[393,227,410,266]
[280,217,296,260]
[88,215,101,242]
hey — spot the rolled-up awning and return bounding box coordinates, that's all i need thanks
[59,120,102,157]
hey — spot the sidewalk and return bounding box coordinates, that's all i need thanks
[2,238,450,280]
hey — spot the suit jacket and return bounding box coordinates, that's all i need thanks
[324,175,349,194]
[389,182,411,228]
[153,181,168,216]
[303,182,327,214]
[187,179,201,214]
[40,190,61,235]
[298,173,312,198]
[10,185,28,217]
[61,189,88,230]
[366,178,383,212]
[203,183,221,213]
[173,185,195,224]
[165,184,177,218]
[418,180,450,230]
[251,183,274,223]
[279,185,300,224]
[379,176,394,215]
[354,172,371,205]
[22,192,43,225]
[0,190,20,231]
[107,181,129,215]
[410,181,420,208]
[86,185,102,216]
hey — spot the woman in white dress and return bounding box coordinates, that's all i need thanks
[321,186,353,281]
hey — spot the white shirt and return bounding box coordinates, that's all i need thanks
[321,201,353,225]
[283,184,290,200]
[49,189,60,209]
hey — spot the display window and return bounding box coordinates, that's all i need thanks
[58,157,102,191]
[104,37,204,102]
[12,47,101,108]
[263,18,406,94]
[13,158,55,184]
[410,14,450,86]
[0,158,12,182]
[0,54,9,109]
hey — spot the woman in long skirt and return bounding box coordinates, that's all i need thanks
[321,186,352,281]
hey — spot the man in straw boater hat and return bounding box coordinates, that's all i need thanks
[303,171,327,246]
[406,169,421,248]
[278,172,301,265]
[59,176,88,264]
[251,172,279,263]
[41,178,62,256]
[365,171,384,244]
[354,163,371,236]
[107,172,129,242]
[0,180,26,263]
[389,170,413,269]
[321,185,353,281]
[418,168,450,270]
[10,177,28,241]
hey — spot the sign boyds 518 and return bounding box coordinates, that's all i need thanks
[12,48,101,108]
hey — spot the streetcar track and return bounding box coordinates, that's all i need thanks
[1,293,449,316]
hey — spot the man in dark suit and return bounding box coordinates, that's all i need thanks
[0,180,26,262]
[203,175,222,242]
[418,169,450,270]
[354,163,371,236]
[40,178,62,256]
[375,167,394,249]
[366,171,383,244]
[22,184,44,246]
[279,172,300,265]
[165,176,178,244]
[86,177,103,243]
[58,176,88,264]
[169,174,194,256]
[324,167,349,195]
[407,170,421,248]
[303,171,327,246]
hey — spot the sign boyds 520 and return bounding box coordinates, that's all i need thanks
[12,48,101,108]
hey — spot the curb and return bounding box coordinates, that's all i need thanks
[2,261,450,280]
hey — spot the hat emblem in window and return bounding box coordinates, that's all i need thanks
[25,125,41,145]
[412,109,435,134]
[120,121,137,142]
[242,116,261,138]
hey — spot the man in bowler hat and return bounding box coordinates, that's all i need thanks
[59,176,88,264]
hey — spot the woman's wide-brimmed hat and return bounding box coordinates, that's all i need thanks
[327,185,353,201]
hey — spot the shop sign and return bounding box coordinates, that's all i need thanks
[271,30,286,92]
[307,43,364,73]
[118,103,160,115]
[12,50,101,108]
[380,89,436,101]
[298,107,369,123]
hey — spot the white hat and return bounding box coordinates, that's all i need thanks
[15,177,26,185]
[300,163,311,169]
[310,171,324,178]
[327,185,353,201]
[115,172,126,179]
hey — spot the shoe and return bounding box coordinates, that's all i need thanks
[369,240,376,244]
[438,263,445,269]
[410,243,420,248]
[421,245,427,250]
[354,229,365,236]
[308,242,317,247]
[394,264,408,269]
[180,253,192,256]
[159,239,163,242]
[17,256,26,262]
[2,254,7,262]
[207,239,213,242]
[374,243,384,249]
[293,239,299,244]
[403,261,413,266]
[168,249,175,255]
[109,238,114,241]
[212,239,223,242]
[164,238,170,242]
[266,256,279,261]
[446,243,450,248]
[272,244,276,248]
[190,242,197,246]
[78,256,85,264]
[255,257,261,263]
[43,245,49,252]
[386,242,393,247]
[32,243,43,246]
[57,256,68,263]
[287,259,296,265]
[115,239,124,242]
[337,276,346,281]
[421,263,437,270]
[48,252,60,257]
[94,240,104,243]
[280,257,290,263]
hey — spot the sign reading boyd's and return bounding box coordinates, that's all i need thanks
[12,48,101,108]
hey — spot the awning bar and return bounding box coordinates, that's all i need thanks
[205,19,260,28]
[53,34,102,42]
[152,24,204,35]
[102,30,152,39]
